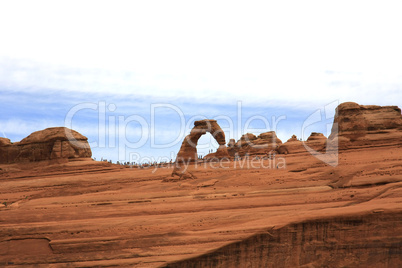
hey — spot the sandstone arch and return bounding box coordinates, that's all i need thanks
[175,119,229,163]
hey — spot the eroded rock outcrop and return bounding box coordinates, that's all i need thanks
[277,135,303,154]
[172,120,229,179]
[306,132,327,152]
[277,133,327,155]
[0,127,92,164]
[328,102,402,149]
[229,131,282,157]
[175,120,229,163]
[277,102,402,155]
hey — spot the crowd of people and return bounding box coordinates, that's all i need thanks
[95,149,277,168]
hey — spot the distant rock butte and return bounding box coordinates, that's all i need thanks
[328,102,402,149]
[0,127,92,164]
[269,102,402,155]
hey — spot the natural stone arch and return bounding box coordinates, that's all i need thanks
[175,119,229,163]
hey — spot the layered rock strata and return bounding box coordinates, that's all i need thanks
[328,102,402,149]
[0,127,91,164]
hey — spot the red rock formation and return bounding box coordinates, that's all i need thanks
[328,102,402,149]
[0,138,11,146]
[306,132,327,152]
[0,127,92,164]
[277,133,327,155]
[277,102,402,155]
[172,120,229,179]
[226,138,237,157]
[287,134,299,142]
[175,120,229,163]
[235,133,257,147]
[277,134,304,154]
[230,131,282,156]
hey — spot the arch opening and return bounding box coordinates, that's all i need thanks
[175,119,229,163]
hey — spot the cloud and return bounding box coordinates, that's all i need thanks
[1,1,401,107]
[1,1,402,161]
[2,57,401,110]
[0,119,60,140]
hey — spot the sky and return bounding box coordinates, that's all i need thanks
[1,1,401,163]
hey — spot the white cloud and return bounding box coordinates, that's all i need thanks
[0,1,401,107]
[0,119,60,140]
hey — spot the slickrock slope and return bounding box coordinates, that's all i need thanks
[169,212,402,267]
[0,127,92,164]
[1,103,402,267]
[1,144,402,267]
